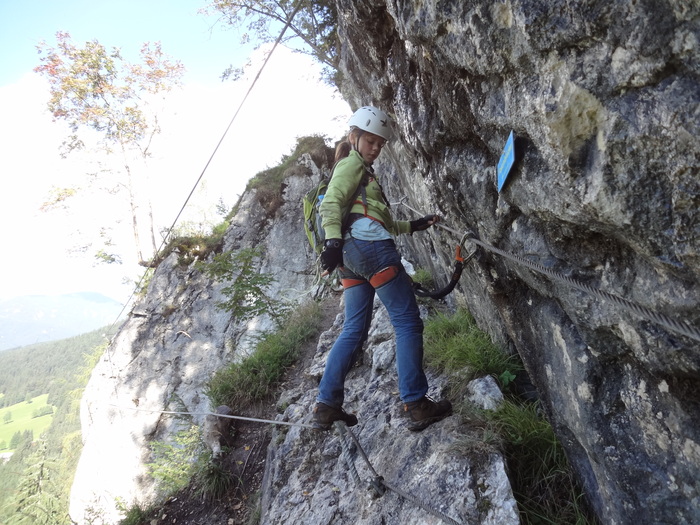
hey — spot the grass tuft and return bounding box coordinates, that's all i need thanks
[194,458,238,501]
[424,308,522,390]
[423,309,595,525]
[487,400,593,524]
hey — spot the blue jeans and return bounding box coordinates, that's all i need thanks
[317,238,428,408]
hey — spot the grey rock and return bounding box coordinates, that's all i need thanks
[260,306,518,525]
[467,376,504,411]
[335,1,700,523]
[202,405,235,458]
[69,156,326,523]
[69,1,700,524]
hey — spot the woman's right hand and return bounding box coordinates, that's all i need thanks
[410,214,440,233]
[320,238,344,273]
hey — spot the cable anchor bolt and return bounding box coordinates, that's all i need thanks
[367,475,386,499]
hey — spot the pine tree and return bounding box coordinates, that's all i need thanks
[7,441,68,525]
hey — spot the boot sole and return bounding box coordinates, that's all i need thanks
[406,414,450,432]
[312,417,358,431]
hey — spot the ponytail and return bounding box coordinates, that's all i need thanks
[334,140,352,162]
[334,128,362,162]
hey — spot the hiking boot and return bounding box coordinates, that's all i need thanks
[404,396,452,431]
[313,402,358,431]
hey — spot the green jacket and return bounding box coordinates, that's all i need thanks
[320,150,412,240]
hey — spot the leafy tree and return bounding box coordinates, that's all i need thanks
[203,0,338,80]
[3,411,11,424]
[0,328,111,409]
[0,333,110,524]
[34,32,185,266]
[32,406,55,419]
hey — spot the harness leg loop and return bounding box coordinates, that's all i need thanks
[369,266,400,288]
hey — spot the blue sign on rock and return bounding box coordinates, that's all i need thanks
[497,131,515,192]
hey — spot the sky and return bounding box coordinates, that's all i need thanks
[0,0,351,303]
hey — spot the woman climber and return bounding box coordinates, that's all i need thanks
[313,105,452,432]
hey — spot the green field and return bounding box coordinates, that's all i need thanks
[0,394,55,451]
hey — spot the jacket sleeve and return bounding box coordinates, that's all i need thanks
[388,218,412,236]
[319,155,366,240]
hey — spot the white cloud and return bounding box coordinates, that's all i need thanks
[0,45,351,302]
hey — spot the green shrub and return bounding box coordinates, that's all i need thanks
[206,301,322,407]
[410,267,434,289]
[117,501,153,525]
[424,309,593,524]
[146,427,237,504]
[200,247,287,323]
[194,459,237,501]
[158,220,230,267]
[147,425,203,496]
[246,135,333,215]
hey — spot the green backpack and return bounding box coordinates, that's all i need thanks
[303,164,368,255]
[303,176,330,254]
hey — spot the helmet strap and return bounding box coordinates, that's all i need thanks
[350,128,365,152]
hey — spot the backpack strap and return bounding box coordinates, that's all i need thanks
[326,161,387,235]
[348,169,391,230]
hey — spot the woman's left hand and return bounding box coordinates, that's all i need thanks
[410,214,440,233]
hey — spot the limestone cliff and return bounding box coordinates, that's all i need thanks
[68,157,328,523]
[334,1,699,524]
[69,1,699,525]
[69,152,517,525]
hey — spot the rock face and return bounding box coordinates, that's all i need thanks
[70,2,699,524]
[334,1,699,524]
[261,302,518,525]
[70,151,518,525]
[69,157,328,523]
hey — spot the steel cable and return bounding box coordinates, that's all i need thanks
[108,404,318,430]
[334,421,362,486]
[338,422,465,525]
[111,406,464,522]
[465,235,700,342]
[397,200,700,343]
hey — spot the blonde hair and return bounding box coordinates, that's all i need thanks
[334,128,362,162]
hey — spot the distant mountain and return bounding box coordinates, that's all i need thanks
[0,292,125,351]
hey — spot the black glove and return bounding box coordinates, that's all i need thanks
[410,214,440,233]
[320,238,344,273]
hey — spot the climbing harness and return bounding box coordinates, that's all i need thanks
[369,265,401,288]
[397,199,700,343]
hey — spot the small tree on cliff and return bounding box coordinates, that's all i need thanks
[35,32,185,266]
[7,440,63,525]
[203,0,338,81]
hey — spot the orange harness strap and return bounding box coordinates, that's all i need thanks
[369,265,400,289]
[341,278,366,289]
[342,266,401,290]
[352,199,386,228]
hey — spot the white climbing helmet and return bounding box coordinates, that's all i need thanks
[348,106,394,141]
